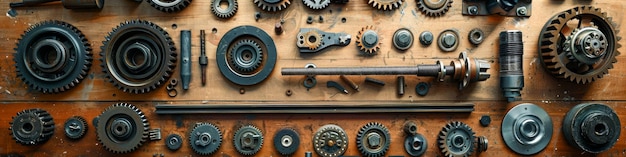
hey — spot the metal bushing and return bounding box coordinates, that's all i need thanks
[393,28,414,51]
[502,103,553,155]
[415,82,429,96]
[405,133,427,156]
[469,28,485,45]
[562,103,620,153]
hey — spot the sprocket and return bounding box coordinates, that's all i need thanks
[303,0,330,10]
[438,121,475,157]
[146,0,192,13]
[368,0,403,11]
[417,0,453,17]
[356,25,381,55]
[95,103,150,153]
[254,0,291,12]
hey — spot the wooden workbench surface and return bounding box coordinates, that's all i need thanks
[0,0,625,156]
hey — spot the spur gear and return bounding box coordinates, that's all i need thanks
[299,30,323,50]
[101,20,177,94]
[233,125,264,155]
[303,0,330,10]
[146,0,192,13]
[64,116,88,140]
[356,25,381,55]
[14,20,92,93]
[563,103,620,153]
[538,6,620,84]
[10,108,55,145]
[254,0,291,12]
[211,0,238,18]
[356,122,391,157]
[217,26,276,86]
[96,103,150,153]
[313,124,348,157]
[438,121,475,157]
[368,0,403,11]
[417,0,453,17]
[189,123,222,155]
[229,39,263,73]
[274,128,300,155]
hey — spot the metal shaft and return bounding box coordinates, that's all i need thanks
[180,30,191,90]
[499,30,524,102]
[282,65,454,76]
[199,30,208,86]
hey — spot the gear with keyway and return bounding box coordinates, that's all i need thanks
[147,0,192,13]
[211,0,238,18]
[438,121,475,157]
[417,0,453,17]
[356,25,381,55]
[101,20,177,94]
[303,0,330,10]
[96,103,150,153]
[313,124,348,157]
[368,0,403,11]
[229,39,263,73]
[357,122,391,157]
[189,123,222,155]
[14,20,92,93]
[233,125,264,155]
[274,128,300,155]
[10,108,55,145]
[538,6,621,84]
[64,116,88,140]
[254,0,291,12]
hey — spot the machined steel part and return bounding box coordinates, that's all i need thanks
[303,0,330,10]
[403,121,418,135]
[405,133,427,156]
[420,31,434,45]
[211,0,238,18]
[254,0,291,12]
[10,0,104,9]
[189,123,222,155]
[217,26,276,86]
[10,108,55,145]
[476,136,488,153]
[538,6,620,84]
[502,103,552,155]
[233,125,264,155]
[562,103,620,153]
[415,82,429,96]
[356,25,381,55]
[314,124,348,157]
[368,0,403,11]
[180,30,191,90]
[282,52,491,90]
[96,103,150,153]
[397,76,405,95]
[147,0,192,13]
[297,28,351,53]
[417,0,453,17]
[14,20,92,93]
[274,128,300,155]
[393,28,414,51]
[438,121,475,157]
[462,0,532,17]
[199,30,208,86]
[468,28,485,45]
[149,128,162,140]
[64,116,88,140]
[165,134,183,151]
[356,122,391,157]
[499,30,524,102]
[438,29,459,52]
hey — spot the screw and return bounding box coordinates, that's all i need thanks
[318,15,324,23]
[254,12,261,21]
[468,6,478,15]
[516,7,527,16]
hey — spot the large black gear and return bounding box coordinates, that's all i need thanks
[563,103,620,153]
[101,20,177,94]
[211,0,238,18]
[273,128,300,155]
[233,125,264,155]
[356,122,391,157]
[96,103,150,153]
[438,121,475,157]
[14,20,92,93]
[189,123,222,155]
[254,0,291,12]
[146,0,192,13]
[313,124,348,157]
[9,108,55,145]
[216,26,276,86]
[64,116,88,140]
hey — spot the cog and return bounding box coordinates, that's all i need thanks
[10,108,55,145]
[368,0,403,11]
[217,26,277,86]
[189,123,222,155]
[96,103,150,153]
[313,124,348,157]
[146,0,192,13]
[438,121,475,157]
[273,128,300,155]
[356,122,391,157]
[538,6,620,84]
[356,25,381,55]
[300,30,323,50]
[229,39,263,73]
[101,20,177,94]
[211,0,238,18]
[165,134,183,151]
[254,0,291,12]
[14,20,92,93]
[64,116,88,140]
[303,0,330,10]
[233,125,264,155]
[417,0,453,17]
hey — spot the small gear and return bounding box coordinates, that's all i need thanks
[96,103,150,153]
[10,109,55,145]
[356,122,391,157]
[313,124,348,157]
[273,128,300,155]
[228,39,264,73]
[299,30,323,50]
[368,0,403,11]
[189,123,222,155]
[64,116,88,140]
[211,0,238,18]
[417,0,453,17]
[438,121,475,157]
[254,0,291,12]
[356,25,381,55]
[147,0,192,13]
[233,125,264,155]
[303,0,330,10]
[165,134,183,151]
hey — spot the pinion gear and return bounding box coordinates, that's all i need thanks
[356,25,381,55]
[96,103,150,153]
[64,116,88,140]
[254,0,291,12]
[438,121,475,157]
[417,0,453,17]
[233,125,264,155]
[190,123,222,155]
[368,0,403,11]
[211,0,238,18]
[10,108,55,145]
[229,39,263,73]
[356,122,391,157]
[146,0,192,13]
[303,0,330,10]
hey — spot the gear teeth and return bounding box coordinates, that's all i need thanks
[10,109,55,145]
[356,25,381,55]
[254,0,291,12]
[211,0,238,18]
[96,103,149,153]
[356,122,390,157]
[147,0,192,13]
[303,0,330,10]
[368,0,402,11]
[438,121,475,157]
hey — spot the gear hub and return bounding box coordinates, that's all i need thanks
[10,109,55,145]
[229,39,263,73]
[502,103,553,155]
[190,123,222,155]
[273,128,300,155]
[64,116,88,140]
[356,122,391,157]
[96,103,150,153]
[233,125,264,155]
[417,0,453,17]
[438,121,475,157]
[356,25,381,55]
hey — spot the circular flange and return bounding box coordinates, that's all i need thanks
[274,128,300,155]
[313,124,348,157]
[189,123,222,155]
[405,133,427,157]
[64,116,88,140]
[233,125,264,155]
[562,103,620,153]
[393,28,414,51]
[438,29,459,52]
[216,26,276,86]
[165,134,183,151]
[502,103,553,155]
[356,122,391,157]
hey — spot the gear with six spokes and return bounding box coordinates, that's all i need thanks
[96,103,150,153]
[356,122,391,157]
[10,108,55,145]
[303,0,330,10]
[254,0,291,12]
[417,0,453,17]
[356,25,381,55]
[368,0,403,11]
[438,121,475,157]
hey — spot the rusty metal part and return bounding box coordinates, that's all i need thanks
[314,124,348,157]
[417,0,453,17]
[438,121,475,157]
[200,30,208,86]
[297,28,351,53]
[438,29,459,52]
[368,0,403,11]
[356,25,381,55]
[254,0,291,12]
[340,75,359,92]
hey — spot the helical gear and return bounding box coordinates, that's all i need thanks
[211,0,238,18]
[254,0,291,12]
[95,103,150,153]
[303,0,330,10]
[368,0,403,11]
[229,39,263,73]
[417,0,453,17]
[438,121,475,157]
[356,25,381,55]
[10,109,55,145]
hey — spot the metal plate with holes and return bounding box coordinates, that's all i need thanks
[462,0,532,17]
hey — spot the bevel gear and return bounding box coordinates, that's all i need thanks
[211,0,238,18]
[368,0,403,11]
[356,122,391,157]
[313,124,348,157]
[10,108,55,145]
[274,128,300,155]
[356,25,381,55]
[303,0,330,10]
[229,39,263,73]
[14,20,92,93]
[538,6,620,84]
[417,0,453,17]
[189,123,222,155]
[101,20,177,94]
[254,0,291,12]
[96,103,150,153]
[233,125,264,155]
[64,116,88,140]
[146,0,192,13]
[438,121,475,157]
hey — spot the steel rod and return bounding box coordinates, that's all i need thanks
[155,103,474,114]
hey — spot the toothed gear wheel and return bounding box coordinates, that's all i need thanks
[229,39,263,73]
[10,108,55,145]
[217,26,276,86]
[96,103,150,153]
[64,116,88,140]
[254,0,291,12]
[211,0,238,18]
[356,25,381,55]
[417,0,453,17]
[14,20,92,93]
[165,134,183,151]
[538,6,620,84]
[303,0,330,10]
[313,124,348,157]
[356,122,391,157]
[101,20,177,94]
[438,121,475,157]
[274,128,300,155]
[300,30,323,50]
[233,125,264,155]
[189,123,223,155]
[368,0,403,11]
[147,0,192,13]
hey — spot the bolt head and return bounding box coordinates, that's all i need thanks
[442,34,456,47]
[468,6,478,15]
[516,7,527,16]
[366,133,381,148]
